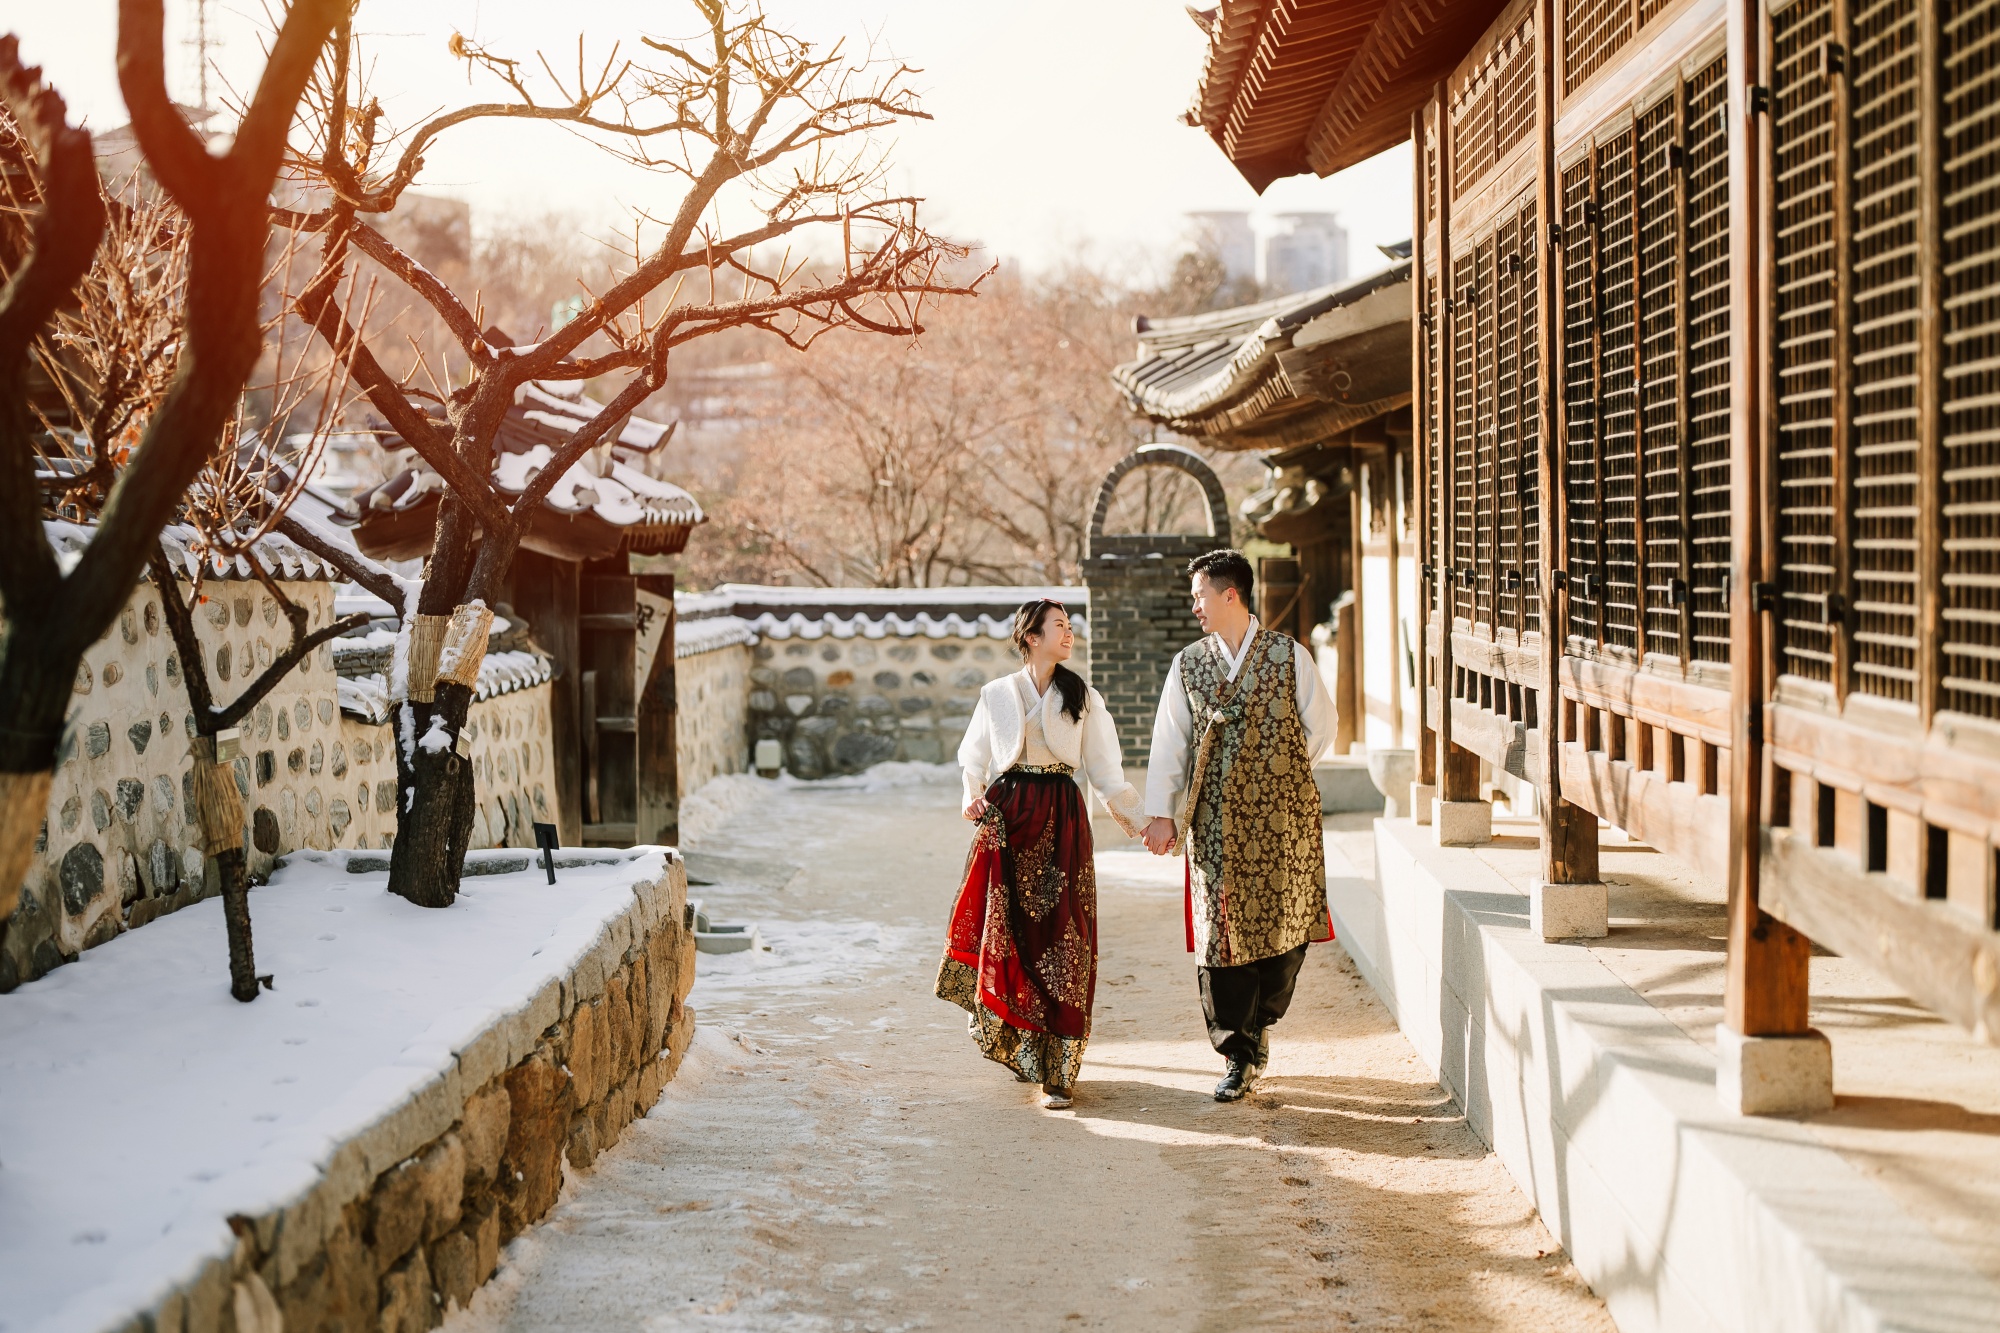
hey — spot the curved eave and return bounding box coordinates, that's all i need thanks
[1190,0,1511,187]
[1114,267,1411,448]
[350,495,700,565]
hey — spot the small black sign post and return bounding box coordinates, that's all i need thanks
[533,822,560,884]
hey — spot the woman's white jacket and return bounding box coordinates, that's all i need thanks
[957,670,1146,837]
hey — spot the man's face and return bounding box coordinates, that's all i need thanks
[1191,573,1238,632]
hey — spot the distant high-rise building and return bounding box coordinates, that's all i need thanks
[1261,212,1349,295]
[1185,210,1256,287]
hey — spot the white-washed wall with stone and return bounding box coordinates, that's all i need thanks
[676,641,751,795]
[4,577,559,992]
[335,683,555,855]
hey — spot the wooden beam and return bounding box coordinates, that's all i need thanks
[1560,653,1734,746]
[1561,741,1730,884]
[1724,0,1812,1037]
[1763,827,2000,1042]
[1351,476,1368,753]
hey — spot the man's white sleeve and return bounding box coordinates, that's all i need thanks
[1297,645,1339,764]
[1144,653,1192,819]
[958,693,993,807]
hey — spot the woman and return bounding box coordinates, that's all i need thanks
[935,599,1146,1109]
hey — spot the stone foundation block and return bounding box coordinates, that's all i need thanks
[1530,879,1608,941]
[1432,798,1492,846]
[1715,1025,1834,1117]
[1410,783,1436,824]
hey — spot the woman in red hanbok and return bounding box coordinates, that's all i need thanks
[935,600,1145,1108]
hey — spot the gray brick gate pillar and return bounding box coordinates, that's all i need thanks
[1084,445,1232,754]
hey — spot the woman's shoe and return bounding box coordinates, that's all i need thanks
[1041,1084,1074,1109]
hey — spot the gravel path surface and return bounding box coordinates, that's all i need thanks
[447,782,1612,1331]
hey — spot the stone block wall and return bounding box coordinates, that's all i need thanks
[1085,536,1212,753]
[136,856,698,1333]
[675,640,752,794]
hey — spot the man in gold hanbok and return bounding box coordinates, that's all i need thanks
[1143,550,1337,1102]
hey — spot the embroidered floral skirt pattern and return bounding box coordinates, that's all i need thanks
[935,767,1096,1089]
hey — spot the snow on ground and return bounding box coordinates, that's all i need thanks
[677,763,956,848]
[0,847,668,1333]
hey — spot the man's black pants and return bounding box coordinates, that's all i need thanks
[1198,942,1309,1065]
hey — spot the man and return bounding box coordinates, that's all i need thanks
[1143,550,1336,1102]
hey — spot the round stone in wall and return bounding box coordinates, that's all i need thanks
[148,839,180,895]
[304,787,322,818]
[59,794,80,832]
[74,661,92,695]
[330,798,351,840]
[102,662,122,686]
[308,741,323,775]
[253,807,280,854]
[331,742,347,778]
[215,643,231,681]
[277,708,289,741]
[115,779,144,822]
[873,671,902,689]
[85,722,110,759]
[295,699,311,732]
[59,843,104,916]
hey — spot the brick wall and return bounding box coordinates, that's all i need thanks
[1084,536,1213,753]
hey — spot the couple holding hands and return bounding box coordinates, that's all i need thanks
[935,549,1337,1109]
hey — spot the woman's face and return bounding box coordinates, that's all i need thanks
[1026,608,1074,663]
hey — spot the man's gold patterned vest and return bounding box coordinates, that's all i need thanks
[1176,629,1328,967]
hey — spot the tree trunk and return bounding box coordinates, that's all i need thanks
[0,633,98,921]
[215,846,259,1002]
[387,681,479,907]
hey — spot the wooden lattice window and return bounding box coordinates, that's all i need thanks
[1684,57,1734,661]
[1771,0,1840,684]
[1454,17,1537,199]
[1477,239,1500,627]
[1941,0,2000,716]
[1564,157,1603,645]
[1454,252,1478,622]
[1770,0,1923,702]
[1560,55,1732,663]
[1564,0,1634,95]
[1596,127,1642,651]
[1637,96,1684,659]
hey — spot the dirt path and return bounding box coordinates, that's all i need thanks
[448,781,1612,1332]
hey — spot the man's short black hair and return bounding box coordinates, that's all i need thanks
[1188,549,1255,605]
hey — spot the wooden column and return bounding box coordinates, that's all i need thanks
[1435,81,1479,802]
[1534,0,1599,884]
[635,572,680,846]
[1414,107,1439,788]
[1351,460,1368,753]
[1724,0,1811,1036]
[1916,0,1943,731]
[1388,434,1406,745]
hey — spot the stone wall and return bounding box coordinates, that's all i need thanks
[689,586,1087,780]
[5,572,557,993]
[137,854,697,1333]
[674,639,752,795]
[751,634,1016,777]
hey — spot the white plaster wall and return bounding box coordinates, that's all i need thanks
[676,643,751,795]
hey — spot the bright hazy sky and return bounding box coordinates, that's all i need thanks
[15,1,1412,282]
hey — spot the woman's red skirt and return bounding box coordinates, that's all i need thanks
[934,766,1096,1088]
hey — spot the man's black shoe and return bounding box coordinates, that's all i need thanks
[1214,1059,1255,1102]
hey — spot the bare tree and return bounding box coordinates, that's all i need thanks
[279,2,984,906]
[693,264,1245,589]
[0,2,344,925]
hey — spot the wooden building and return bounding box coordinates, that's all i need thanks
[1187,0,2000,1106]
[338,384,703,849]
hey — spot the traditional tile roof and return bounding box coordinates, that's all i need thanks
[1112,263,1411,450]
[344,385,704,563]
[1187,0,1510,188]
[42,521,349,583]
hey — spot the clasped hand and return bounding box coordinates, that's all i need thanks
[1142,816,1177,856]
